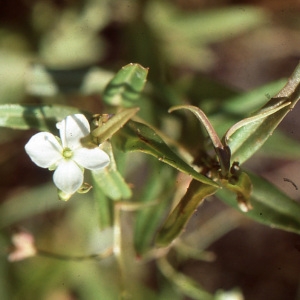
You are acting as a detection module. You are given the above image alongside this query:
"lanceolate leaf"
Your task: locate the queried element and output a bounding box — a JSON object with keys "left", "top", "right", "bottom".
{"left": 103, "top": 63, "right": 148, "bottom": 107}
{"left": 218, "top": 173, "right": 300, "bottom": 234}
{"left": 115, "top": 120, "right": 219, "bottom": 187}
{"left": 224, "top": 62, "right": 300, "bottom": 164}
{"left": 91, "top": 107, "right": 139, "bottom": 143}
{"left": 156, "top": 180, "right": 218, "bottom": 247}
{"left": 92, "top": 141, "right": 132, "bottom": 201}
{"left": 0, "top": 104, "right": 82, "bottom": 131}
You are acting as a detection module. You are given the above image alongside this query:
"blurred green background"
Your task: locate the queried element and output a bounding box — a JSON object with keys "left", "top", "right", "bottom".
{"left": 1, "top": 0, "right": 300, "bottom": 299}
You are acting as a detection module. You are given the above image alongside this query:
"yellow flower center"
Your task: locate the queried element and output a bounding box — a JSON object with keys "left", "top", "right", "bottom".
{"left": 63, "top": 148, "right": 73, "bottom": 159}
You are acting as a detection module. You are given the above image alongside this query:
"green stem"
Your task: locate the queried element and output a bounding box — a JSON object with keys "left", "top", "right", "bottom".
{"left": 37, "top": 247, "right": 113, "bottom": 261}
{"left": 157, "top": 256, "right": 214, "bottom": 300}
{"left": 113, "top": 202, "right": 129, "bottom": 299}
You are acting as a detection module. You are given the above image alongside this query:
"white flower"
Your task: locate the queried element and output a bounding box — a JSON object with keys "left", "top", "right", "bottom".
{"left": 25, "top": 114, "right": 110, "bottom": 195}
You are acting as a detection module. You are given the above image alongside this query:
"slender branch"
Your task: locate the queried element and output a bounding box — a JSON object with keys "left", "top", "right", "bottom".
{"left": 37, "top": 247, "right": 113, "bottom": 261}
{"left": 157, "top": 256, "right": 214, "bottom": 300}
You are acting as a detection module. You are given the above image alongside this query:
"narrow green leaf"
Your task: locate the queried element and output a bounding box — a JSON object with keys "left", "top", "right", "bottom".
{"left": 224, "top": 62, "right": 300, "bottom": 164}
{"left": 91, "top": 141, "right": 132, "bottom": 201}
{"left": 103, "top": 63, "right": 148, "bottom": 107}
{"left": 156, "top": 180, "right": 218, "bottom": 247}
{"left": 92, "top": 169, "right": 132, "bottom": 201}
{"left": 225, "top": 98, "right": 291, "bottom": 148}
{"left": 0, "top": 104, "right": 82, "bottom": 131}
{"left": 218, "top": 173, "right": 300, "bottom": 234}
{"left": 115, "top": 120, "right": 219, "bottom": 187}
{"left": 91, "top": 107, "right": 139, "bottom": 143}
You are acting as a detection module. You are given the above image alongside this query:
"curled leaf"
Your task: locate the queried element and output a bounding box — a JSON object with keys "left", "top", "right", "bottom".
{"left": 169, "top": 105, "right": 230, "bottom": 176}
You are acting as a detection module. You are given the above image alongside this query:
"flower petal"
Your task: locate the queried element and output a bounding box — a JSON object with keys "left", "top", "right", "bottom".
{"left": 8, "top": 231, "right": 36, "bottom": 262}
{"left": 25, "top": 132, "right": 62, "bottom": 168}
{"left": 53, "top": 160, "right": 84, "bottom": 194}
{"left": 56, "top": 114, "right": 90, "bottom": 149}
{"left": 73, "top": 147, "right": 110, "bottom": 170}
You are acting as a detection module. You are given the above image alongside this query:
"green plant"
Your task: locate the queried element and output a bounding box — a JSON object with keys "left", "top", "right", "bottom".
{"left": 1, "top": 61, "right": 300, "bottom": 299}
{"left": 1, "top": 1, "right": 300, "bottom": 299}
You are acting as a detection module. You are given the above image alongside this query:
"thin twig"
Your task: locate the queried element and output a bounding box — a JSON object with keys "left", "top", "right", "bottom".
{"left": 37, "top": 247, "right": 113, "bottom": 261}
